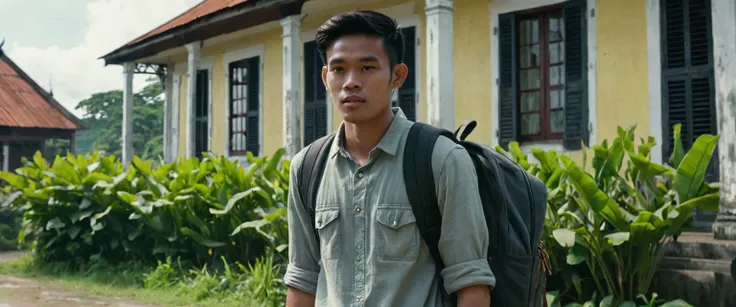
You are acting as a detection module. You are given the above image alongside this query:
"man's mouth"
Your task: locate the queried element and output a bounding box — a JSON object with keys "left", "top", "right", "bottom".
{"left": 342, "top": 95, "right": 366, "bottom": 103}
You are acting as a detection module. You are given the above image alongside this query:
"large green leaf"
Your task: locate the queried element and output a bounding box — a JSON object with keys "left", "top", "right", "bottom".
{"left": 180, "top": 227, "right": 226, "bottom": 248}
{"left": 560, "top": 156, "right": 629, "bottom": 230}
{"left": 675, "top": 134, "right": 719, "bottom": 203}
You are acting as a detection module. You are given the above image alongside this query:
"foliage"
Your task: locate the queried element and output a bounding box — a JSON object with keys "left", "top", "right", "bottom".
{"left": 0, "top": 254, "right": 267, "bottom": 306}
{"left": 495, "top": 124, "right": 718, "bottom": 306}
{"left": 0, "top": 148, "right": 289, "bottom": 269}
{"left": 140, "top": 253, "right": 286, "bottom": 306}
{"left": 74, "top": 77, "right": 164, "bottom": 160}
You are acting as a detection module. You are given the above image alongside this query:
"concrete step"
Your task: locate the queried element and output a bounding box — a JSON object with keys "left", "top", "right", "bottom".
{"left": 652, "top": 269, "right": 736, "bottom": 307}
{"left": 663, "top": 232, "right": 736, "bottom": 260}
{"left": 659, "top": 256, "right": 731, "bottom": 272}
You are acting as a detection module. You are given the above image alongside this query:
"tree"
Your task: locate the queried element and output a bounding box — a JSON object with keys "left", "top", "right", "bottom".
{"left": 74, "top": 77, "right": 164, "bottom": 160}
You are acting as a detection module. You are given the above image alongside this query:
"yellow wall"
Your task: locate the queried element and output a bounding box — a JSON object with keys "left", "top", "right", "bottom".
{"left": 171, "top": 0, "right": 652, "bottom": 166}
{"left": 595, "top": 0, "right": 649, "bottom": 144}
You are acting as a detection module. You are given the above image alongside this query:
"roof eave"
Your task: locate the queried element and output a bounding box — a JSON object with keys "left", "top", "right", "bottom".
{"left": 100, "top": 0, "right": 305, "bottom": 66}
{"left": 0, "top": 53, "right": 87, "bottom": 131}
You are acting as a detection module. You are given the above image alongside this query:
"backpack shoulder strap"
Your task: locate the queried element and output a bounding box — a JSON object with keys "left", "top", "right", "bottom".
{"left": 402, "top": 122, "right": 455, "bottom": 274}
{"left": 297, "top": 133, "right": 336, "bottom": 239}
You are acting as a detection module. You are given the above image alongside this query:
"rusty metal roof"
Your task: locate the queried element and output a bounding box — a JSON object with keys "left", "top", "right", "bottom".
{"left": 0, "top": 50, "right": 85, "bottom": 130}
{"left": 128, "top": 0, "right": 248, "bottom": 46}
{"left": 100, "top": 0, "right": 304, "bottom": 65}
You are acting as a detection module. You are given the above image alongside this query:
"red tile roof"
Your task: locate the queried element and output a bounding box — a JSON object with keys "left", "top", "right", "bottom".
{"left": 0, "top": 50, "right": 84, "bottom": 130}
{"left": 128, "top": 0, "right": 249, "bottom": 46}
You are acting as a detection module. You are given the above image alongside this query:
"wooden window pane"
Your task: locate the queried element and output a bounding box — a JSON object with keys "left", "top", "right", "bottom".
{"left": 520, "top": 45, "right": 539, "bottom": 68}
{"left": 550, "top": 89, "right": 565, "bottom": 109}
{"left": 520, "top": 92, "right": 540, "bottom": 112}
{"left": 550, "top": 65, "right": 564, "bottom": 85}
{"left": 521, "top": 113, "right": 541, "bottom": 135}
{"left": 550, "top": 110, "right": 565, "bottom": 133}
{"left": 549, "top": 42, "right": 564, "bottom": 64}
{"left": 520, "top": 69, "right": 540, "bottom": 90}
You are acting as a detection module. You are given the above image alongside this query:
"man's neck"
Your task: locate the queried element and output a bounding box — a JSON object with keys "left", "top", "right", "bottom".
{"left": 343, "top": 108, "right": 395, "bottom": 163}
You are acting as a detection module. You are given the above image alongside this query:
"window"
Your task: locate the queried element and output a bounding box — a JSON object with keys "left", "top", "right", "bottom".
{"left": 228, "top": 56, "right": 260, "bottom": 156}
{"left": 517, "top": 9, "right": 565, "bottom": 141}
{"left": 194, "top": 69, "right": 209, "bottom": 159}
{"left": 498, "top": 0, "right": 588, "bottom": 150}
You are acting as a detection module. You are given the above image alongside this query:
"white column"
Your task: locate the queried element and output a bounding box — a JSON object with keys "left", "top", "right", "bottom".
{"left": 185, "top": 42, "right": 201, "bottom": 159}
{"left": 281, "top": 15, "right": 302, "bottom": 158}
{"left": 122, "top": 62, "right": 135, "bottom": 164}
{"left": 425, "top": 0, "right": 455, "bottom": 130}
{"left": 711, "top": 0, "right": 736, "bottom": 240}
{"left": 163, "top": 64, "right": 174, "bottom": 162}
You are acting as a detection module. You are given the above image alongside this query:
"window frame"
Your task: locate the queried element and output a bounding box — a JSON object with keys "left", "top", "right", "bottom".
{"left": 516, "top": 4, "right": 566, "bottom": 143}
{"left": 227, "top": 59, "right": 251, "bottom": 156}
{"left": 223, "top": 45, "right": 264, "bottom": 159}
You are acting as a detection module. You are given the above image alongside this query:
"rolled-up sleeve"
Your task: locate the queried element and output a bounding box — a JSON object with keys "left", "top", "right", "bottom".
{"left": 283, "top": 149, "right": 321, "bottom": 295}
{"left": 433, "top": 144, "right": 496, "bottom": 294}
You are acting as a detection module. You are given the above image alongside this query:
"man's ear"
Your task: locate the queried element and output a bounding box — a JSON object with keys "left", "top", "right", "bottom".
{"left": 321, "top": 65, "right": 328, "bottom": 90}
{"left": 391, "top": 63, "right": 409, "bottom": 90}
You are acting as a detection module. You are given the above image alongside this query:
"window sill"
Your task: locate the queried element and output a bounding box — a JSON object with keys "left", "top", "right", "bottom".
{"left": 518, "top": 140, "right": 565, "bottom": 164}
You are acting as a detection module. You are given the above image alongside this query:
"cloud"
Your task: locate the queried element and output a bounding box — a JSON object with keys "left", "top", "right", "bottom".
{"left": 5, "top": 0, "right": 200, "bottom": 117}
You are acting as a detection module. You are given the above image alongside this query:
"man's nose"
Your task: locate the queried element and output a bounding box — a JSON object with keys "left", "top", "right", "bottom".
{"left": 343, "top": 71, "right": 362, "bottom": 90}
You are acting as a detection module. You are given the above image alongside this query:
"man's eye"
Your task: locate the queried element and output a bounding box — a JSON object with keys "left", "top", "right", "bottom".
{"left": 362, "top": 66, "right": 375, "bottom": 71}
{"left": 331, "top": 67, "right": 344, "bottom": 72}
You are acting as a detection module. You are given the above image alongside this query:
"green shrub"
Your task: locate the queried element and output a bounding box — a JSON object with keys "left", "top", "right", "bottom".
{"left": 496, "top": 124, "right": 717, "bottom": 306}
{"left": 0, "top": 149, "right": 290, "bottom": 268}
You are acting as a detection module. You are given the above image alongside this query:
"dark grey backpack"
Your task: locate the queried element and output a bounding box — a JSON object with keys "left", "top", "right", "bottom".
{"left": 297, "top": 120, "right": 551, "bottom": 307}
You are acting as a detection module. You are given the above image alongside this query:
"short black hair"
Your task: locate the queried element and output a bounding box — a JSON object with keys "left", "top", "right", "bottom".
{"left": 315, "top": 10, "right": 405, "bottom": 69}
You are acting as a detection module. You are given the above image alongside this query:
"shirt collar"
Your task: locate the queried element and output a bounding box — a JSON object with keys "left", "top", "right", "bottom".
{"left": 329, "top": 107, "right": 412, "bottom": 159}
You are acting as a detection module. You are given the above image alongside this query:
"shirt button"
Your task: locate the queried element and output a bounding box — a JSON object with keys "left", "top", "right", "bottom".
{"left": 357, "top": 172, "right": 364, "bottom": 178}
{"left": 355, "top": 298, "right": 361, "bottom": 302}
{"left": 355, "top": 207, "right": 361, "bottom": 213}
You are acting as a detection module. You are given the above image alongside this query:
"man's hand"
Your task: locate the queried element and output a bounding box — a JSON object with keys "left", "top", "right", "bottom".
{"left": 286, "top": 286, "right": 316, "bottom": 307}
{"left": 456, "top": 285, "right": 491, "bottom": 307}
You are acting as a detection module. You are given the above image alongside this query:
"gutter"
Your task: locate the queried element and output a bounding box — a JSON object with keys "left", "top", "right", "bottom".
{"left": 100, "top": 0, "right": 305, "bottom": 66}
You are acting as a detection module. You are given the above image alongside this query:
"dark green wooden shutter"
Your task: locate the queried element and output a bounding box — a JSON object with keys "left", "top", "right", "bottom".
{"left": 399, "top": 26, "right": 416, "bottom": 121}
{"left": 562, "top": 0, "right": 589, "bottom": 150}
{"left": 303, "top": 41, "right": 327, "bottom": 146}
{"left": 497, "top": 12, "right": 518, "bottom": 150}
{"left": 194, "top": 69, "right": 209, "bottom": 158}
{"left": 246, "top": 56, "right": 260, "bottom": 155}
{"left": 661, "top": 0, "right": 717, "bottom": 230}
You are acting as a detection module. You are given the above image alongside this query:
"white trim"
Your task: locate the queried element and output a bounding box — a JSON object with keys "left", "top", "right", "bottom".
{"left": 171, "top": 73, "right": 182, "bottom": 159}
{"left": 163, "top": 63, "right": 174, "bottom": 162}
{"left": 222, "top": 44, "right": 266, "bottom": 159}
{"left": 489, "top": 0, "right": 597, "bottom": 154}
{"left": 646, "top": 0, "right": 663, "bottom": 164}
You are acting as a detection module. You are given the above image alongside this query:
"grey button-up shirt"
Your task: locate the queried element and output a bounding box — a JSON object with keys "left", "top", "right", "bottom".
{"left": 284, "top": 108, "right": 495, "bottom": 306}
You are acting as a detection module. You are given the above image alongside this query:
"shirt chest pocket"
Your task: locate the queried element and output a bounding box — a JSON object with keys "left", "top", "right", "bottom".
{"left": 375, "top": 205, "right": 419, "bottom": 262}
{"left": 315, "top": 207, "right": 341, "bottom": 260}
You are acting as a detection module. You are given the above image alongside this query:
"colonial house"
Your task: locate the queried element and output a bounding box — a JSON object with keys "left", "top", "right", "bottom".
{"left": 99, "top": 0, "right": 735, "bottom": 237}
{"left": 0, "top": 43, "right": 86, "bottom": 171}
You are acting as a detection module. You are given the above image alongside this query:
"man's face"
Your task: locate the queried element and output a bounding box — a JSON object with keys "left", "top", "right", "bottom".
{"left": 322, "top": 34, "right": 407, "bottom": 124}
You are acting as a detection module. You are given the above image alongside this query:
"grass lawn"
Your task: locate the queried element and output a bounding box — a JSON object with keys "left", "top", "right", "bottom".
{"left": 0, "top": 253, "right": 256, "bottom": 307}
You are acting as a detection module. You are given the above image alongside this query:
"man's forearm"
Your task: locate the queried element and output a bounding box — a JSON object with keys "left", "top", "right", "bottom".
{"left": 286, "top": 286, "right": 316, "bottom": 307}
{"left": 456, "top": 285, "right": 491, "bottom": 307}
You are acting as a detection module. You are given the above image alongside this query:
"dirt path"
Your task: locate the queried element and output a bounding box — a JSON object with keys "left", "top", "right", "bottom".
{"left": 0, "top": 251, "right": 153, "bottom": 307}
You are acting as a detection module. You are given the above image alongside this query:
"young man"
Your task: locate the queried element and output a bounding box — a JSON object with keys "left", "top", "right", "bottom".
{"left": 284, "top": 10, "right": 495, "bottom": 307}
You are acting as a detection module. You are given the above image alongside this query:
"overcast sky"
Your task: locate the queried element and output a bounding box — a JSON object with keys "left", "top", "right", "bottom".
{"left": 0, "top": 0, "right": 200, "bottom": 116}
